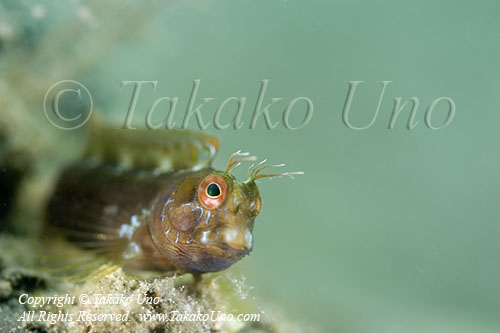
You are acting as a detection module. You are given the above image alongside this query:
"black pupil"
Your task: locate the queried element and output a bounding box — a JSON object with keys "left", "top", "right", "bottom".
{"left": 207, "top": 183, "right": 221, "bottom": 197}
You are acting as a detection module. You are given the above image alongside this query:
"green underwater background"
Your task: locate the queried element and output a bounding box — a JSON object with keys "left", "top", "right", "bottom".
{"left": 1, "top": 1, "right": 499, "bottom": 332}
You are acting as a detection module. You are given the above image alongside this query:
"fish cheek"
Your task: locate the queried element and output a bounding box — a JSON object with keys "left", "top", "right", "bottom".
{"left": 165, "top": 205, "right": 231, "bottom": 273}
{"left": 149, "top": 199, "right": 204, "bottom": 268}
{"left": 169, "top": 204, "right": 201, "bottom": 233}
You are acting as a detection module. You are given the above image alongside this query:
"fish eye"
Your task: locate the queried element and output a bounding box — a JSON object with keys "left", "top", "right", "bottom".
{"left": 198, "top": 175, "right": 227, "bottom": 209}
{"left": 206, "top": 183, "right": 221, "bottom": 198}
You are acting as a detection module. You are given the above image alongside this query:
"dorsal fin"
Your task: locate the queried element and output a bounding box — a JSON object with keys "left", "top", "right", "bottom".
{"left": 85, "top": 122, "right": 219, "bottom": 173}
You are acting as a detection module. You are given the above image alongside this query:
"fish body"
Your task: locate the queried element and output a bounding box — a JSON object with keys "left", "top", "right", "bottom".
{"left": 45, "top": 127, "right": 278, "bottom": 275}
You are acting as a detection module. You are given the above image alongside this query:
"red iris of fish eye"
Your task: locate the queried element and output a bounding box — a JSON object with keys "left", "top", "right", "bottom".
{"left": 198, "top": 175, "right": 227, "bottom": 209}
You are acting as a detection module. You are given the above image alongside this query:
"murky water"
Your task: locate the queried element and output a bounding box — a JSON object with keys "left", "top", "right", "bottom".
{"left": 1, "top": 1, "right": 499, "bottom": 332}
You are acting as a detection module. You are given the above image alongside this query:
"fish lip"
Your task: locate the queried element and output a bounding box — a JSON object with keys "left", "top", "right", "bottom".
{"left": 219, "top": 242, "right": 250, "bottom": 251}
{"left": 226, "top": 242, "right": 251, "bottom": 253}
{"left": 239, "top": 247, "right": 251, "bottom": 256}
{"left": 195, "top": 227, "right": 253, "bottom": 255}
{"left": 215, "top": 242, "right": 251, "bottom": 256}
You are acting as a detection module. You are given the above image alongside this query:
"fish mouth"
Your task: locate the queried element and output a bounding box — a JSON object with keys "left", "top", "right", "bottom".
{"left": 221, "top": 228, "right": 253, "bottom": 253}
{"left": 195, "top": 228, "right": 253, "bottom": 254}
{"left": 231, "top": 245, "right": 251, "bottom": 256}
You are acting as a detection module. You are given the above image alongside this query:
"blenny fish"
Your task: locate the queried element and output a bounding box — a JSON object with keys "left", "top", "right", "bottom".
{"left": 44, "top": 125, "right": 301, "bottom": 276}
